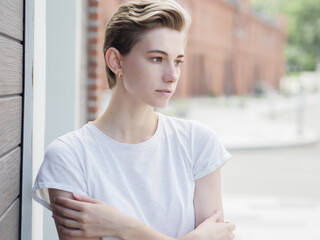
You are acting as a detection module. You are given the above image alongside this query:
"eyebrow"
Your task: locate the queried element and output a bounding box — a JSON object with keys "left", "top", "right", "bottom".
{"left": 147, "top": 50, "right": 184, "bottom": 58}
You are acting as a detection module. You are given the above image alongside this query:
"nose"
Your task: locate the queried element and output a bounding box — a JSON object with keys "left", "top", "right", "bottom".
{"left": 163, "top": 62, "right": 179, "bottom": 83}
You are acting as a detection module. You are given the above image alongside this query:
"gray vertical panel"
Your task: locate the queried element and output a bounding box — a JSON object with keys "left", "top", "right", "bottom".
{"left": 45, "top": 0, "right": 79, "bottom": 144}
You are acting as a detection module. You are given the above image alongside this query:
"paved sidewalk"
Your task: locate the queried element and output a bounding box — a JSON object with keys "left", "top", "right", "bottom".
{"left": 164, "top": 93, "right": 320, "bottom": 150}
{"left": 223, "top": 194, "right": 320, "bottom": 240}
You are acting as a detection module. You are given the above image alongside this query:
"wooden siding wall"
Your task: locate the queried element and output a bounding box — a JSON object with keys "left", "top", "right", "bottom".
{"left": 0, "top": 0, "right": 24, "bottom": 239}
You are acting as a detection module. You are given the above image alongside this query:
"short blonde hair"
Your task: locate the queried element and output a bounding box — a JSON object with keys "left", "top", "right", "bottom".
{"left": 103, "top": 0, "right": 192, "bottom": 89}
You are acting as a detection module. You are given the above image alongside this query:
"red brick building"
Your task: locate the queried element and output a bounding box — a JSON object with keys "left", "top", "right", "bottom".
{"left": 87, "top": 0, "right": 287, "bottom": 120}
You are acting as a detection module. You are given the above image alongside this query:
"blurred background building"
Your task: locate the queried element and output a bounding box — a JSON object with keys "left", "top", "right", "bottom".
{"left": 86, "top": 0, "right": 287, "bottom": 120}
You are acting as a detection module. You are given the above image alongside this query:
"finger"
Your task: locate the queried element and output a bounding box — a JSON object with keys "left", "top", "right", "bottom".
{"left": 72, "top": 193, "right": 97, "bottom": 203}
{"left": 58, "top": 225, "right": 85, "bottom": 238}
{"left": 209, "top": 211, "right": 222, "bottom": 222}
{"left": 226, "top": 222, "right": 236, "bottom": 231}
{"left": 54, "top": 196, "right": 86, "bottom": 211}
{"left": 229, "top": 232, "right": 235, "bottom": 239}
{"left": 53, "top": 214, "right": 82, "bottom": 229}
{"left": 51, "top": 203, "right": 81, "bottom": 220}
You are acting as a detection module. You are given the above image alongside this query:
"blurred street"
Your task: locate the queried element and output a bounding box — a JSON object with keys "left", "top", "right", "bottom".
{"left": 223, "top": 104, "right": 320, "bottom": 240}
{"left": 163, "top": 92, "right": 320, "bottom": 240}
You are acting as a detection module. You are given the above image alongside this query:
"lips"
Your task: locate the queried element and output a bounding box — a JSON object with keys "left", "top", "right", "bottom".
{"left": 156, "top": 89, "right": 172, "bottom": 93}
{"left": 155, "top": 89, "right": 173, "bottom": 97}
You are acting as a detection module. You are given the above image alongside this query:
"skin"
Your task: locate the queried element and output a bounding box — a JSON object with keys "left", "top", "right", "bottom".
{"left": 49, "top": 27, "right": 235, "bottom": 239}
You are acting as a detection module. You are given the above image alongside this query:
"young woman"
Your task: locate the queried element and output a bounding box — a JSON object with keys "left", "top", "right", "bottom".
{"left": 32, "top": 0, "right": 235, "bottom": 239}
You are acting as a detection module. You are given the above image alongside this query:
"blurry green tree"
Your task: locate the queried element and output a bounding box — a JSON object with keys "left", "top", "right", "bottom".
{"left": 252, "top": 0, "right": 320, "bottom": 73}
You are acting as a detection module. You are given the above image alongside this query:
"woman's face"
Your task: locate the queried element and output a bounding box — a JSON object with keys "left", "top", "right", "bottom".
{"left": 120, "top": 27, "right": 185, "bottom": 108}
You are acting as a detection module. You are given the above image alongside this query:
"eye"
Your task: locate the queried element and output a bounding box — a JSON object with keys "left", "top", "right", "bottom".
{"left": 174, "top": 60, "right": 184, "bottom": 67}
{"left": 151, "top": 57, "right": 162, "bottom": 63}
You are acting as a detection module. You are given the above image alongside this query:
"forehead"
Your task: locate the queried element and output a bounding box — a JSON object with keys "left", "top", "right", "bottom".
{"left": 133, "top": 28, "right": 185, "bottom": 56}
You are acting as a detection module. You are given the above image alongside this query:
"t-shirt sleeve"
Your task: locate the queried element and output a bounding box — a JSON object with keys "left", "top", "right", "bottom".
{"left": 32, "top": 138, "right": 88, "bottom": 210}
{"left": 192, "top": 122, "right": 231, "bottom": 180}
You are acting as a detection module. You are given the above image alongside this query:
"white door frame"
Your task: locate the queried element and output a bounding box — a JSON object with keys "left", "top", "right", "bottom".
{"left": 21, "top": 0, "right": 34, "bottom": 239}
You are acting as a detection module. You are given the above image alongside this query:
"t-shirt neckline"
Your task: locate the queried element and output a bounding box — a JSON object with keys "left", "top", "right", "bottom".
{"left": 87, "top": 112, "right": 163, "bottom": 150}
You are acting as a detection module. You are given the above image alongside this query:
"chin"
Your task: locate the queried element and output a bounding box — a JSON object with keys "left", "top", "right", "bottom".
{"left": 151, "top": 100, "right": 170, "bottom": 109}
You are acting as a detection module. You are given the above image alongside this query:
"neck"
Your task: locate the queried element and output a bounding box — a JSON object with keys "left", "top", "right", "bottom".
{"left": 93, "top": 88, "right": 159, "bottom": 144}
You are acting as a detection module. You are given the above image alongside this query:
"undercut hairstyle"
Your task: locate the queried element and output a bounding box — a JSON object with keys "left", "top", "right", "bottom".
{"left": 103, "top": 0, "right": 192, "bottom": 89}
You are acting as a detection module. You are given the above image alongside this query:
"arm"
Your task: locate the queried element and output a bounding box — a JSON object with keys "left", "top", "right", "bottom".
{"left": 193, "top": 168, "right": 235, "bottom": 239}
{"left": 49, "top": 189, "right": 100, "bottom": 240}
{"left": 50, "top": 187, "right": 234, "bottom": 240}
{"left": 194, "top": 168, "right": 224, "bottom": 226}
{"left": 50, "top": 189, "right": 177, "bottom": 240}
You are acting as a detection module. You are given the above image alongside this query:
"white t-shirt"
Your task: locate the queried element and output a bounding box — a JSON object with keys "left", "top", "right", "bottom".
{"left": 32, "top": 113, "right": 231, "bottom": 239}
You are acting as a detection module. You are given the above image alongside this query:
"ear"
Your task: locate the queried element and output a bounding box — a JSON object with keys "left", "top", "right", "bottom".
{"left": 105, "top": 47, "right": 122, "bottom": 75}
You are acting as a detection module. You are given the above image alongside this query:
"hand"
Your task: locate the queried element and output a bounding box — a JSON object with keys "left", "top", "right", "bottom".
{"left": 51, "top": 193, "right": 127, "bottom": 239}
{"left": 195, "top": 211, "right": 235, "bottom": 240}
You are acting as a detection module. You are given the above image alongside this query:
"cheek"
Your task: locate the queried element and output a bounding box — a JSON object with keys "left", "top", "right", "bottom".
{"left": 123, "top": 58, "right": 144, "bottom": 79}
{"left": 124, "top": 61, "right": 157, "bottom": 89}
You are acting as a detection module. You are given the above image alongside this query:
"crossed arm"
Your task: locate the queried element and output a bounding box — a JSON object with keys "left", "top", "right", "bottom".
{"left": 49, "top": 168, "right": 235, "bottom": 240}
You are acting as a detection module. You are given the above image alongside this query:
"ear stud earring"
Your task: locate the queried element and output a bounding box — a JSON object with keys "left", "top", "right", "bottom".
{"left": 117, "top": 72, "right": 122, "bottom": 79}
